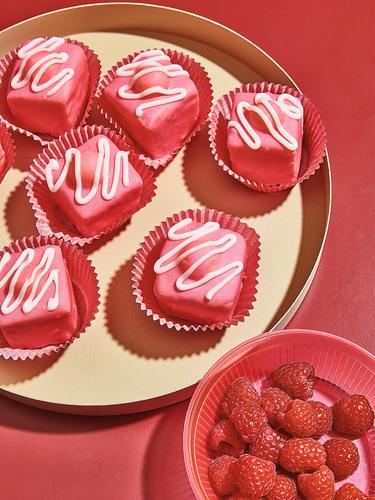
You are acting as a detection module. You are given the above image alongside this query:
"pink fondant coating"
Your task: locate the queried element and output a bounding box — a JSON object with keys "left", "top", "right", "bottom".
{"left": 227, "top": 92, "right": 303, "bottom": 185}
{"left": 153, "top": 221, "right": 247, "bottom": 324}
{"left": 47, "top": 134, "right": 143, "bottom": 238}
{"left": 0, "top": 141, "right": 5, "bottom": 170}
{"left": 0, "top": 245, "right": 78, "bottom": 349}
{"left": 6, "top": 39, "right": 89, "bottom": 136}
{"left": 103, "top": 52, "right": 200, "bottom": 159}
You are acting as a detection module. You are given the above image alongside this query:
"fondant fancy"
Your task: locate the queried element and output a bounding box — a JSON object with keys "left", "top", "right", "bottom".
{"left": 45, "top": 136, "right": 130, "bottom": 205}
{"left": 102, "top": 49, "right": 200, "bottom": 159}
{"left": 0, "top": 140, "right": 5, "bottom": 170}
{"left": 154, "top": 219, "right": 244, "bottom": 301}
{"left": 0, "top": 245, "right": 78, "bottom": 349}
{"left": 44, "top": 134, "right": 143, "bottom": 237}
{"left": 10, "top": 37, "right": 75, "bottom": 97}
{"left": 153, "top": 218, "right": 247, "bottom": 324}
{"left": 115, "top": 49, "right": 189, "bottom": 117}
{"left": 227, "top": 91, "right": 304, "bottom": 185}
{"left": 6, "top": 36, "right": 90, "bottom": 136}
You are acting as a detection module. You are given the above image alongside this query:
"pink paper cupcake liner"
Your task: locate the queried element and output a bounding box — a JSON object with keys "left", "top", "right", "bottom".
{"left": 132, "top": 208, "right": 260, "bottom": 332}
{"left": 0, "top": 123, "right": 16, "bottom": 183}
{"left": 25, "top": 125, "right": 157, "bottom": 247}
{"left": 0, "top": 234, "right": 100, "bottom": 360}
{"left": 183, "top": 330, "right": 375, "bottom": 499}
{"left": 96, "top": 47, "right": 213, "bottom": 170}
{"left": 209, "top": 82, "right": 327, "bottom": 192}
{"left": 0, "top": 37, "right": 101, "bottom": 145}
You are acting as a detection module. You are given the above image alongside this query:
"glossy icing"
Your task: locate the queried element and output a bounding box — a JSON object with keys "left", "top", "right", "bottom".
{"left": 0, "top": 247, "right": 58, "bottom": 315}
{"left": 228, "top": 93, "right": 303, "bottom": 151}
{"left": 116, "top": 49, "right": 188, "bottom": 116}
{"left": 226, "top": 91, "right": 304, "bottom": 185}
{"left": 45, "top": 136, "right": 130, "bottom": 205}
{"left": 154, "top": 218, "right": 244, "bottom": 301}
{"left": 11, "top": 37, "right": 74, "bottom": 97}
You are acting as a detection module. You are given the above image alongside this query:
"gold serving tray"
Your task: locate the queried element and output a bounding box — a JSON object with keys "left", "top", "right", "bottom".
{"left": 0, "top": 3, "right": 331, "bottom": 415}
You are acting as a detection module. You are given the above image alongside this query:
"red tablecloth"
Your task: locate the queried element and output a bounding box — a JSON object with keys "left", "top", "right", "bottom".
{"left": 1, "top": 1, "right": 375, "bottom": 498}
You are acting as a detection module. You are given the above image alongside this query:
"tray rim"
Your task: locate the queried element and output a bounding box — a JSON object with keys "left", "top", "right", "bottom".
{"left": 0, "top": 2, "right": 332, "bottom": 415}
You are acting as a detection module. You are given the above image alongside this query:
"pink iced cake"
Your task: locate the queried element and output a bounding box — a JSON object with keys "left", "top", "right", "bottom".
{"left": 0, "top": 245, "right": 78, "bottom": 349}
{"left": 227, "top": 92, "right": 304, "bottom": 185}
{"left": 103, "top": 49, "right": 200, "bottom": 159}
{"left": 153, "top": 218, "right": 247, "bottom": 324}
{"left": 0, "top": 140, "right": 5, "bottom": 170}
{"left": 44, "top": 134, "right": 143, "bottom": 238}
{"left": 7, "top": 36, "right": 89, "bottom": 136}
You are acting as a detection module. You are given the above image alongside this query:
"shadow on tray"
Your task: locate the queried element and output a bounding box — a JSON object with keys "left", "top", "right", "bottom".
{"left": 105, "top": 257, "right": 224, "bottom": 360}
{"left": 182, "top": 124, "right": 290, "bottom": 218}
{"left": 4, "top": 178, "right": 38, "bottom": 240}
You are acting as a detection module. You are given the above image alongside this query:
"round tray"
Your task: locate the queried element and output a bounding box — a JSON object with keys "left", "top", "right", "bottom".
{"left": 0, "top": 3, "right": 331, "bottom": 415}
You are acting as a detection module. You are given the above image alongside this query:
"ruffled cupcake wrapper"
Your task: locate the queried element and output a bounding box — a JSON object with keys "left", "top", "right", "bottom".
{"left": 131, "top": 208, "right": 260, "bottom": 332}
{"left": 208, "top": 82, "right": 327, "bottom": 192}
{"left": 0, "top": 124, "right": 16, "bottom": 183}
{"left": 0, "top": 37, "right": 101, "bottom": 145}
{"left": 0, "top": 234, "right": 99, "bottom": 360}
{"left": 96, "top": 47, "right": 213, "bottom": 170}
{"left": 25, "top": 125, "right": 157, "bottom": 247}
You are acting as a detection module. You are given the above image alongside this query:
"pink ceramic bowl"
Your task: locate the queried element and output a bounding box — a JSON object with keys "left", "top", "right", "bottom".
{"left": 183, "top": 329, "right": 375, "bottom": 499}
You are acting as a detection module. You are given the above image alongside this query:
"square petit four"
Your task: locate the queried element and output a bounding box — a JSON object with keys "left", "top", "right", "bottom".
{"left": 45, "top": 134, "right": 143, "bottom": 237}
{"left": 227, "top": 92, "right": 304, "bottom": 185}
{"left": 7, "top": 36, "right": 89, "bottom": 136}
{"left": 0, "top": 141, "right": 5, "bottom": 170}
{"left": 153, "top": 218, "right": 247, "bottom": 324}
{"left": 103, "top": 49, "right": 199, "bottom": 158}
{"left": 0, "top": 245, "right": 78, "bottom": 348}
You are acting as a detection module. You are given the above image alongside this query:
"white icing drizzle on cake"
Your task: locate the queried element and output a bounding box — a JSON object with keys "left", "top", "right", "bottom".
{"left": 154, "top": 218, "right": 244, "bottom": 301}
{"left": 115, "top": 49, "right": 189, "bottom": 116}
{"left": 45, "top": 137, "right": 130, "bottom": 205}
{"left": 0, "top": 247, "right": 59, "bottom": 315}
{"left": 228, "top": 93, "right": 303, "bottom": 151}
{"left": 11, "top": 37, "right": 75, "bottom": 97}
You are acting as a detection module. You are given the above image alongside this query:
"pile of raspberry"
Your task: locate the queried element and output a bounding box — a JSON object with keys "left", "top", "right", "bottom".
{"left": 208, "top": 361, "right": 374, "bottom": 499}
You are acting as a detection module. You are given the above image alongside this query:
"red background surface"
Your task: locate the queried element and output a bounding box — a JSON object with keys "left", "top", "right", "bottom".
{"left": 1, "top": 1, "right": 375, "bottom": 498}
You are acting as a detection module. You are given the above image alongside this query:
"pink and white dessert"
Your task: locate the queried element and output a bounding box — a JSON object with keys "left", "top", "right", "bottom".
{"left": 0, "top": 245, "right": 78, "bottom": 349}
{"left": 0, "top": 140, "right": 5, "bottom": 170}
{"left": 227, "top": 92, "right": 304, "bottom": 185}
{"left": 153, "top": 218, "right": 247, "bottom": 324}
{"left": 102, "top": 49, "right": 200, "bottom": 159}
{"left": 7, "top": 37, "right": 90, "bottom": 136}
{"left": 44, "top": 134, "right": 143, "bottom": 238}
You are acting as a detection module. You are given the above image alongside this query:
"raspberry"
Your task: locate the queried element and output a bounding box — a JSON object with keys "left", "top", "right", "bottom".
{"left": 335, "top": 483, "right": 373, "bottom": 499}
{"left": 229, "top": 404, "right": 268, "bottom": 444}
{"left": 278, "top": 438, "right": 326, "bottom": 474}
{"left": 251, "top": 425, "right": 286, "bottom": 464}
{"left": 277, "top": 400, "right": 332, "bottom": 438}
{"left": 309, "top": 401, "right": 333, "bottom": 437}
{"left": 209, "top": 419, "right": 245, "bottom": 456}
{"left": 220, "top": 377, "right": 261, "bottom": 418}
{"left": 230, "top": 493, "right": 253, "bottom": 500}
{"left": 297, "top": 465, "right": 335, "bottom": 500}
{"left": 271, "top": 362, "right": 315, "bottom": 400}
{"left": 276, "top": 399, "right": 316, "bottom": 437}
{"left": 264, "top": 474, "right": 297, "bottom": 500}
{"left": 332, "top": 394, "right": 374, "bottom": 437}
{"left": 208, "top": 455, "right": 238, "bottom": 496}
{"left": 324, "top": 438, "right": 359, "bottom": 480}
{"left": 237, "top": 454, "right": 276, "bottom": 497}
{"left": 261, "top": 387, "right": 292, "bottom": 426}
